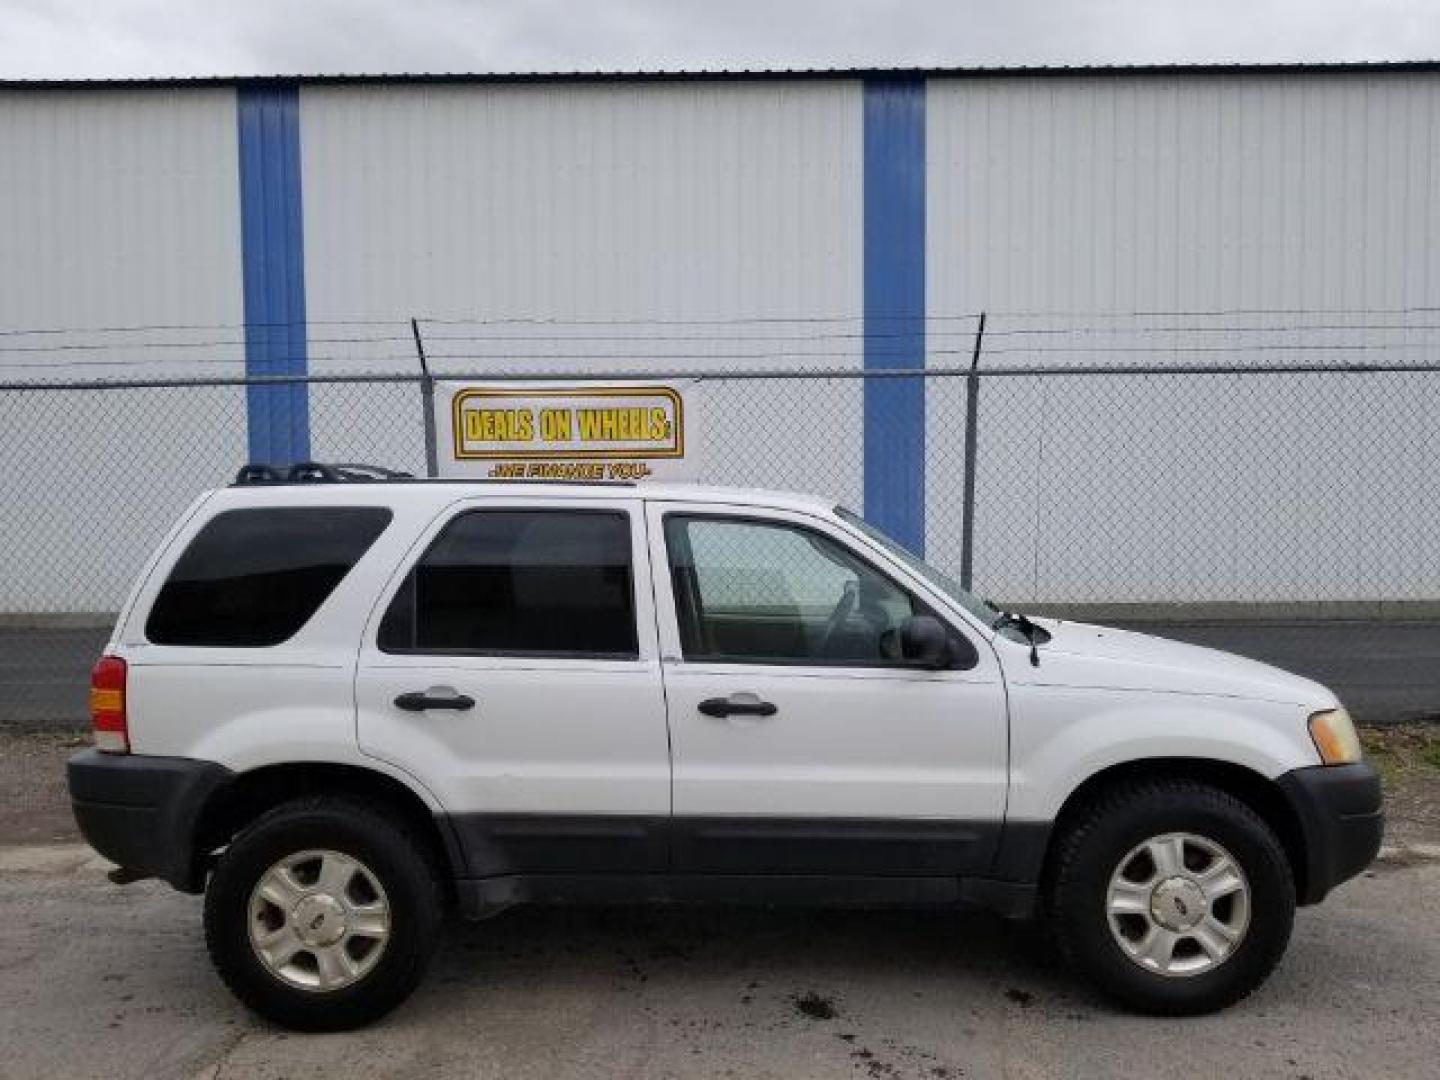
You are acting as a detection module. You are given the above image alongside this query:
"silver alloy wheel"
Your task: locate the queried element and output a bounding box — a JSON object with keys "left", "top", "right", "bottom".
{"left": 1105, "top": 832, "right": 1250, "bottom": 977}
{"left": 247, "top": 849, "right": 391, "bottom": 992}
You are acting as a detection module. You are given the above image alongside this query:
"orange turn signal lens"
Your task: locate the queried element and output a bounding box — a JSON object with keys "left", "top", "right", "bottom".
{"left": 1308, "top": 708, "right": 1361, "bottom": 766}
{"left": 88, "top": 688, "right": 123, "bottom": 714}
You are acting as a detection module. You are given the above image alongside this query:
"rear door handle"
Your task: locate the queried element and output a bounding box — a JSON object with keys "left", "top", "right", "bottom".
{"left": 394, "top": 689, "right": 475, "bottom": 712}
{"left": 698, "top": 695, "right": 777, "bottom": 718}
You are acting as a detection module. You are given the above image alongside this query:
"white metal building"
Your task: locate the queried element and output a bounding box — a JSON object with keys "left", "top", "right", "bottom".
{"left": 3, "top": 65, "right": 1440, "bottom": 611}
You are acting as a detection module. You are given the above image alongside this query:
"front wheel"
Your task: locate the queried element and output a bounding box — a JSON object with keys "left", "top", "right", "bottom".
{"left": 204, "top": 797, "right": 443, "bottom": 1031}
{"left": 1048, "top": 779, "right": 1295, "bottom": 1015}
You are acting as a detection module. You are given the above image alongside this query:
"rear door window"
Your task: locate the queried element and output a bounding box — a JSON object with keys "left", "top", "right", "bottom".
{"left": 146, "top": 507, "right": 392, "bottom": 647}
{"left": 378, "top": 509, "right": 637, "bottom": 658}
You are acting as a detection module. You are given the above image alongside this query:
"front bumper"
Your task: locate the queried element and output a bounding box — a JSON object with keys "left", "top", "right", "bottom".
{"left": 67, "top": 750, "right": 233, "bottom": 893}
{"left": 1277, "top": 762, "right": 1384, "bottom": 905}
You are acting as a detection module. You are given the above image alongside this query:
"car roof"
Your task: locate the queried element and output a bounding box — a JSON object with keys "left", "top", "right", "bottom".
{"left": 205, "top": 479, "right": 838, "bottom": 516}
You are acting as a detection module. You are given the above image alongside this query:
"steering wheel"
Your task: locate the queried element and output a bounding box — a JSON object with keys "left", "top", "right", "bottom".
{"left": 818, "top": 579, "right": 859, "bottom": 656}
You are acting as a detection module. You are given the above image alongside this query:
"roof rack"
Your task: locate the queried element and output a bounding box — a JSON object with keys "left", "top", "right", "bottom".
{"left": 231, "top": 462, "right": 639, "bottom": 487}
{"left": 233, "top": 462, "right": 414, "bottom": 486}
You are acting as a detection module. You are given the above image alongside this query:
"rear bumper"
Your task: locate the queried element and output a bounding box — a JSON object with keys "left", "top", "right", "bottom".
{"left": 67, "top": 750, "right": 232, "bottom": 893}
{"left": 1277, "top": 762, "right": 1384, "bottom": 905}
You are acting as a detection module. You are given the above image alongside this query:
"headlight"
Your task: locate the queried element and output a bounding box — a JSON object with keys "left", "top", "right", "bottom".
{"left": 1308, "top": 707, "right": 1362, "bottom": 765}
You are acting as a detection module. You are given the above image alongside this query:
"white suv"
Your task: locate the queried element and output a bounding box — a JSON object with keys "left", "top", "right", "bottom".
{"left": 67, "top": 464, "right": 1382, "bottom": 1030}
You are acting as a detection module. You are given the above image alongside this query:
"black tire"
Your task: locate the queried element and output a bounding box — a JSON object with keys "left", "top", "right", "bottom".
{"left": 1048, "top": 778, "right": 1295, "bottom": 1016}
{"left": 204, "top": 796, "right": 444, "bottom": 1031}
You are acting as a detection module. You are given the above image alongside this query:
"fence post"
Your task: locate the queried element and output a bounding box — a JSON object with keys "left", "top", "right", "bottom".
{"left": 411, "top": 317, "right": 439, "bottom": 479}
{"left": 958, "top": 311, "right": 986, "bottom": 591}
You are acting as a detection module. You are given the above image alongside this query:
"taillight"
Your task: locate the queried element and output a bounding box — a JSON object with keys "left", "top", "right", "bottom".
{"left": 89, "top": 655, "right": 128, "bottom": 753}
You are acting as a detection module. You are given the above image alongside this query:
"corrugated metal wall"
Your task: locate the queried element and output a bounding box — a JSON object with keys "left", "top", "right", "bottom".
{"left": 299, "top": 80, "right": 866, "bottom": 504}
{"left": 0, "top": 88, "right": 244, "bottom": 343}
{"left": 301, "top": 81, "right": 861, "bottom": 329}
{"left": 925, "top": 73, "right": 1440, "bottom": 601}
{"left": 927, "top": 73, "right": 1440, "bottom": 313}
{"left": 4, "top": 72, "right": 1440, "bottom": 608}
{"left": 0, "top": 88, "right": 247, "bottom": 610}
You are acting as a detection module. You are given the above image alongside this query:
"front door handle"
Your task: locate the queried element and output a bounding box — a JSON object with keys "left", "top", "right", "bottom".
{"left": 698, "top": 694, "right": 777, "bottom": 719}
{"left": 394, "top": 689, "right": 475, "bottom": 712}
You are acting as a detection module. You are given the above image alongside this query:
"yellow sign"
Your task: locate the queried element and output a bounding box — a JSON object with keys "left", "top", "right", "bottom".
{"left": 438, "top": 383, "right": 693, "bottom": 481}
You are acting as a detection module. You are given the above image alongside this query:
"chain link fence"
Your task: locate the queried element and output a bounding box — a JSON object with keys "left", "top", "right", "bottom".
{"left": 4, "top": 315, "right": 1440, "bottom": 728}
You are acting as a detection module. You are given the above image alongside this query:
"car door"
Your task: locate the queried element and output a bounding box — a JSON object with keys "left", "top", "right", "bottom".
{"left": 645, "top": 501, "right": 1009, "bottom": 879}
{"left": 355, "top": 496, "right": 671, "bottom": 880}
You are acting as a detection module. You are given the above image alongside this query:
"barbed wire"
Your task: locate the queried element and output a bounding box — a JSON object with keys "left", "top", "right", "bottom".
{"left": 421, "top": 322, "right": 1440, "bottom": 343}
{"left": 976, "top": 341, "right": 1440, "bottom": 356}
{"left": 2, "top": 333, "right": 1440, "bottom": 360}
{"left": 7, "top": 319, "right": 1440, "bottom": 356}
{"left": 0, "top": 335, "right": 412, "bottom": 354}
{"left": 0, "top": 317, "right": 407, "bottom": 337}
{"left": 8, "top": 340, "right": 1440, "bottom": 375}
{"left": 0, "top": 353, "right": 417, "bottom": 371}
{"left": 8, "top": 303, "right": 1440, "bottom": 339}
{"left": 6, "top": 360, "right": 1440, "bottom": 395}
{"left": 2, "top": 307, "right": 1440, "bottom": 377}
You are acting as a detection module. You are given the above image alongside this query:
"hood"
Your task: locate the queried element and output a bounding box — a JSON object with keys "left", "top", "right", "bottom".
{"left": 1009, "top": 618, "right": 1338, "bottom": 708}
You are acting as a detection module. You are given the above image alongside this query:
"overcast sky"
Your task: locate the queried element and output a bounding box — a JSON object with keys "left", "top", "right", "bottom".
{"left": 3, "top": 0, "right": 1438, "bottom": 79}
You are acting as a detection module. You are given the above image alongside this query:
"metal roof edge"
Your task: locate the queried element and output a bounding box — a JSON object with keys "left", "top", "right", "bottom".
{"left": 6, "top": 60, "right": 1440, "bottom": 91}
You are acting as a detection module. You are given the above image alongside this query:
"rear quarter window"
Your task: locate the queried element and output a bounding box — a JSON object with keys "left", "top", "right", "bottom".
{"left": 145, "top": 507, "right": 392, "bottom": 647}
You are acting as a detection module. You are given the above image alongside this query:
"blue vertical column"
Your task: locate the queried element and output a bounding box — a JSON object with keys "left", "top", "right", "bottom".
{"left": 862, "top": 77, "right": 927, "bottom": 554}
{"left": 237, "top": 84, "right": 310, "bottom": 463}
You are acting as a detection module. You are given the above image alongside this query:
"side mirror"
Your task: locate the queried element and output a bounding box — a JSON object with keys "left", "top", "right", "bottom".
{"left": 899, "top": 614, "right": 953, "bottom": 669}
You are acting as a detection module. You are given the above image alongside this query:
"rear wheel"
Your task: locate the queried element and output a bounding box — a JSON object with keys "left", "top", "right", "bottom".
{"left": 1048, "top": 779, "right": 1295, "bottom": 1015}
{"left": 204, "top": 797, "right": 443, "bottom": 1031}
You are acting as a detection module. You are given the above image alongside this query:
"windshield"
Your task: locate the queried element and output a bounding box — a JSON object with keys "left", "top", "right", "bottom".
{"left": 833, "top": 507, "right": 998, "bottom": 625}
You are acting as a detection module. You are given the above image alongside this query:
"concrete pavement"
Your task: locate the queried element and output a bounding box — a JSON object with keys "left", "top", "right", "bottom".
{"left": 0, "top": 850, "right": 1436, "bottom": 1080}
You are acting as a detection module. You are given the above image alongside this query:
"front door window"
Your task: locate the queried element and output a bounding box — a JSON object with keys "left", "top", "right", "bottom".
{"left": 664, "top": 515, "right": 917, "bottom": 666}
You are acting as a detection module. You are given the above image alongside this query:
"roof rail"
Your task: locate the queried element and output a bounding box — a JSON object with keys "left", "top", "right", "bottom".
{"left": 231, "top": 463, "right": 640, "bottom": 488}
{"left": 233, "top": 462, "right": 414, "bottom": 486}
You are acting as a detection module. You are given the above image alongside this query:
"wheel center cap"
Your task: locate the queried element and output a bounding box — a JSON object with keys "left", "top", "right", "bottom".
{"left": 1150, "top": 876, "right": 1207, "bottom": 931}
{"left": 292, "top": 894, "right": 347, "bottom": 947}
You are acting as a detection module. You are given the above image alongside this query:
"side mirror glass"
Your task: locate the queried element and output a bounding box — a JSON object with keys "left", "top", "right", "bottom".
{"left": 899, "top": 614, "right": 952, "bottom": 669}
